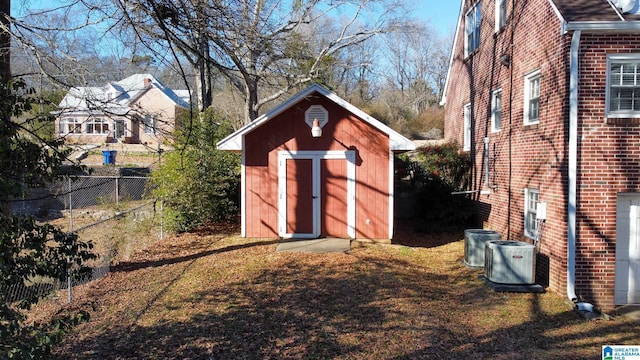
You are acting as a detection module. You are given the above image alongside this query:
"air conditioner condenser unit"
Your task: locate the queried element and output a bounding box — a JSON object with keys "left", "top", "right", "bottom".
{"left": 484, "top": 240, "right": 536, "bottom": 285}
{"left": 464, "top": 229, "right": 502, "bottom": 267}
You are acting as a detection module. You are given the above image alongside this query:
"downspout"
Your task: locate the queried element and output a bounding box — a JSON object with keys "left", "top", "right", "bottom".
{"left": 567, "top": 29, "right": 581, "bottom": 302}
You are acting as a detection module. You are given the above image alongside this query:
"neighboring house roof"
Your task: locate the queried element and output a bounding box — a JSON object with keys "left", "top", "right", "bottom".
{"left": 173, "top": 90, "right": 192, "bottom": 105}
{"left": 217, "top": 83, "right": 416, "bottom": 152}
{"left": 56, "top": 73, "right": 190, "bottom": 115}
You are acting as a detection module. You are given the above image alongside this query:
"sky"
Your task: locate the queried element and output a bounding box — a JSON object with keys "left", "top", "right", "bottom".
{"left": 13, "top": 0, "right": 462, "bottom": 36}
{"left": 414, "top": 1, "right": 461, "bottom": 37}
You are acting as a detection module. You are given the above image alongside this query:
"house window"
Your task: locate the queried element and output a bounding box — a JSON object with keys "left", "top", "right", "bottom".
{"left": 85, "top": 117, "right": 109, "bottom": 134}
{"left": 524, "top": 188, "right": 539, "bottom": 239}
{"left": 59, "top": 118, "right": 81, "bottom": 134}
{"left": 491, "top": 89, "right": 502, "bottom": 132}
{"left": 144, "top": 114, "right": 157, "bottom": 134}
{"left": 495, "top": 0, "right": 506, "bottom": 32}
{"left": 464, "top": 103, "right": 471, "bottom": 151}
{"left": 607, "top": 55, "right": 640, "bottom": 118}
{"left": 465, "top": 2, "right": 481, "bottom": 57}
{"left": 524, "top": 70, "right": 541, "bottom": 125}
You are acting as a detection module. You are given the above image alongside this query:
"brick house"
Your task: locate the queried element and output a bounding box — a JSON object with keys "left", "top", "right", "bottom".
{"left": 54, "top": 74, "right": 190, "bottom": 145}
{"left": 217, "top": 84, "right": 415, "bottom": 241}
{"left": 442, "top": 0, "right": 640, "bottom": 309}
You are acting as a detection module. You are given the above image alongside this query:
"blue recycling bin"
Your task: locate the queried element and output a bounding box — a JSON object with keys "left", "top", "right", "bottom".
{"left": 102, "top": 150, "right": 117, "bottom": 165}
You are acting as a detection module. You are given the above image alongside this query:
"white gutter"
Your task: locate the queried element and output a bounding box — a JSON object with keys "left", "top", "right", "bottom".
{"left": 567, "top": 30, "right": 581, "bottom": 302}
{"left": 565, "top": 21, "right": 640, "bottom": 31}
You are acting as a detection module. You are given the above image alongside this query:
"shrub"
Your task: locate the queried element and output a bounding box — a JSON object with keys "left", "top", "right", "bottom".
{"left": 151, "top": 109, "right": 240, "bottom": 232}
{"left": 415, "top": 143, "right": 471, "bottom": 191}
{"left": 0, "top": 217, "right": 95, "bottom": 358}
{"left": 411, "top": 143, "right": 474, "bottom": 232}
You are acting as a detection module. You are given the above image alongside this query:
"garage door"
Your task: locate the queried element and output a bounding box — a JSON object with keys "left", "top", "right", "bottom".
{"left": 615, "top": 194, "right": 640, "bottom": 305}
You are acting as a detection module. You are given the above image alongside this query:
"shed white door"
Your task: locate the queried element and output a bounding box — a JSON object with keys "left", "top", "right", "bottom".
{"left": 615, "top": 195, "right": 640, "bottom": 305}
{"left": 278, "top": 150, "right": 356, "bottom": 239}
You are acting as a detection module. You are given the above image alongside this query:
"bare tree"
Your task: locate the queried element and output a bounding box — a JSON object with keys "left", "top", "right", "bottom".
{"left": 114, "top": 0, "right": 410, "bottom": 124}
{"left": 383, "top": 21, "right": 451, "bottom": 115}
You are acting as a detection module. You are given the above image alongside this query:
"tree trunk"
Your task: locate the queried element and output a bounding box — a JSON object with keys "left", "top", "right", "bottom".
{"left": 197, "top": 35, "right": 213, "bottom": 110}
{"left": 0, "top": 0, "right": 9, "bottom": 85}
{"left": 1, "top": 0, "right": 10, "bottom": 217}
{"left": 244, "top": 78, "right": 258, "bottom": 124}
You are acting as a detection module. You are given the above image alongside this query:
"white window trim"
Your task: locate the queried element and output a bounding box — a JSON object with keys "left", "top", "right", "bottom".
{"left": 491, "top": 89, "right": 502, "bottom": 132}
{"left": 144, "top": 114, "right": 157, "bottom": 134}
{"left": 85, "top": 117, "right": 109, "bottom": 135}
{"left": 59, "top": 117, "right": 82, "bottom": 134}
{"left": 523, "top": 70, "right": 541, "bottom": 126}
{"left": 524, "top": 188, "right": 539, "bottom": 239}
{"left": 465, "top": 2, "right": 481, "bottom": 57}
{"left": 495, "top": 0, "right": 506, "bottom": 32}
{"left": 463, "top": 103, "right": 471, "bottom": 151}
{"left": 606, "top": 54, "right": 640, "bottom": 119}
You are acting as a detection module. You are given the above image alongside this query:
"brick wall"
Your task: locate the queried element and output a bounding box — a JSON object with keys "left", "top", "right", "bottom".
{"left": 572, "top": 34, "right": 640, "bottom": 308}
{"left": 442, "top": 0, "right": 639, "bottom": 309}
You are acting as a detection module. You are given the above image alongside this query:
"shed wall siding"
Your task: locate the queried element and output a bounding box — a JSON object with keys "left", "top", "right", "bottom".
{"left": 244, "top": 95, "right": 391, "bottom": 239}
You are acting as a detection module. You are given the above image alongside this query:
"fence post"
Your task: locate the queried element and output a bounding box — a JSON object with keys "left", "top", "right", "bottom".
{"left": 115, "top": 177, "right": 119, "bottom": 206}
{"left": 158, "top": 144, "right": 164, "bottom": 240}
{"left": 67, "top": 177, "right": 73, "bottom": 303}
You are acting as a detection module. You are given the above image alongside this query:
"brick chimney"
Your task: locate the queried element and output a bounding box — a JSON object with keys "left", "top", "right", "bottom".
{"left": 144, "top": 78, "right": 152, "bottom": 86}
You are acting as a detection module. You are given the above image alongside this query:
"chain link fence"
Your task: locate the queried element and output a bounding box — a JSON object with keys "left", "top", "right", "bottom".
{"left": 5, "top": 174, "right": 163, "bottom": 304}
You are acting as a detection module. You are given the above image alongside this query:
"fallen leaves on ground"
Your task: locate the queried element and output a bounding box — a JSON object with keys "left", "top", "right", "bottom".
{"left": 40, "top": 221, "right": 640, "bottom": 360}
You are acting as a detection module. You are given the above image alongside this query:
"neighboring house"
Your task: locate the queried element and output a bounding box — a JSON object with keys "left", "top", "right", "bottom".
{"left": 217, "top": 84, "right": 415, "bottom": 241}
{"left": 442, "top": 0, "right": 640, "bottom": 309}
{"left": 54, "top": 74, "right": 190, "bottom": 145}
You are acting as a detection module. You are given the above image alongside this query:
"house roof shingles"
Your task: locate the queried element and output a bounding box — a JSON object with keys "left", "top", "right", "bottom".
{"left": 551, "top": 0, "right": 640, "bottom": 23}
{"left": 57, "top": 73, "right": 189, "bottom": 115}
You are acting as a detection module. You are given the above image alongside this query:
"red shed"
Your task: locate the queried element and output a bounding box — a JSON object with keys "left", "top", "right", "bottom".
{"left": 217, "top": 84, "right": 415, "bottom": 241}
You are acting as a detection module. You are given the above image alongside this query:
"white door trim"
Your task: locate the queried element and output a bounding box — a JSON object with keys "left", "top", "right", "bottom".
{"left": 278, "top": 150, "right": 355, "bottom": 239}
{"left": 616, "top": 193, "right": 640, "bottom": 305}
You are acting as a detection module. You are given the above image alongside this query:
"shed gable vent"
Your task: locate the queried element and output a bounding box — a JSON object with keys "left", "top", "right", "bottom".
{"left": 305, "top": 105, "right": 328, "bottom": 129}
